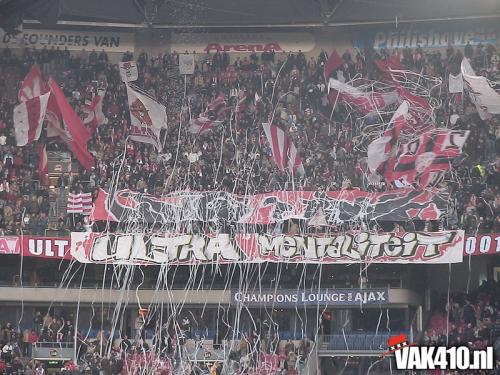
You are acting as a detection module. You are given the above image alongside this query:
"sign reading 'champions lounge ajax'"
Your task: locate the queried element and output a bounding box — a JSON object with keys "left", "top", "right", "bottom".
{"left": 232, "top": 289, "right": 389, "bottom": 307}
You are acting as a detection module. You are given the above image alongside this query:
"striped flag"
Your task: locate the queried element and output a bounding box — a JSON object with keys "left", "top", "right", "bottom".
{"left": 384, "top": 129, "right": 470, "bottom": 187}
{"left": 262, "top": 123, "right": 304, "bottom": 175}
{"left": 367, "top": 100, "right": 409, "bottom": 174}
{"left": 67, "top": 192, "right": 93, "bottom": 215}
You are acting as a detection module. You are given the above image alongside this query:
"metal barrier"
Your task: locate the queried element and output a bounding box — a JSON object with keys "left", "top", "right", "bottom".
{"left": 33, "top": 342, "right": 75, "bottom": 361}
{"left": 319, "top": 332, "right": 408, "bottom": 353}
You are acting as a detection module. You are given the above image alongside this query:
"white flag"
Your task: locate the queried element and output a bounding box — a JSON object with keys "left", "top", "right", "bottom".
{"left": 461, "top": 57, "right": 500, "bottom": 119}
{"left": 179, "top": 54, "right": 195, "bottom": 75}
{"left": 126, "top": 84, "right": 167, "bottom": 151}
{"left": 119, "top": 61, "right": 138, "bottom": 82}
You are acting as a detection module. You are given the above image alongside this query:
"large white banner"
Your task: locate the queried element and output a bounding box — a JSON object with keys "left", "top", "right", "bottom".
{"left": 171, "top": 32, "right": 315, "bottom": 53}
{"left": 0, "top": 28, "right": 135, "bottom": 52}
{"left": 71, "top": 231, "right": 465, "bottom": 265}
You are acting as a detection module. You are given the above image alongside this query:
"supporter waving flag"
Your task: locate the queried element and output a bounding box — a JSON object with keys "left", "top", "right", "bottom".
{"left": 188, "top": 117, "right": 221, "bottom": 135}
{"left": 126, "top": 84, "right": 167, "bottom": 151}
{"left": 323, "top": 50, "right": 343, "bottom": 82}
{"left": 188, "top": 93, "right": 228, "bottom": 135}
{"left": 82, "top": 93, "right": 107, "bottom": 134}
{"left": 328, "top": 78, "right": 399, "bottom": 114}
{"left": 461, "top": 57, "right": 500, "bottom": 119}
{"left": 367, "top": 100, "right": 409, "bottom": 174}
{"left": 18, "top": 64, "right": 48, "bottom": 102}
{"left": 384, "top": 129, "right": 470, "bottom": 187}
{"left": 262, "top": 123, "right": 304, "bottom": 176}
{"left": 204, "top": 93, "right": 230, "bottom": 121}
{"left": 15, "top": 65, "right": 51, "bottom": 147}
{"left": 47, "top": 78, "right": 95, "bottom": 171}
{"left": 13, "top": 92, "right": 50, "bottom": 146}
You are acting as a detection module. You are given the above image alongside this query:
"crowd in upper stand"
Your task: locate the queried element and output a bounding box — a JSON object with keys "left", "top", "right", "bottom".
{"left": 0, "top": 40, "right": 498, "bottom": 236}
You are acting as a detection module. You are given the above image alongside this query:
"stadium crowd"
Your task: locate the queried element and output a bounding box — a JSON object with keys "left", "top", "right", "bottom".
{"left": 0, "top": 40, "right": 497, "bottom": 235}
{"left": 0, "top": 308, "right": 313, "bottom": 374}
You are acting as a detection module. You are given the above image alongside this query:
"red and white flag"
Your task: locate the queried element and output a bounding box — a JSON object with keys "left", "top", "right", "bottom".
{"left": 14, "top": 92, "right": 50, "bottom": 146}
{"left": 367, "top": 100, "right": 409, "bottom": 174}
{"left": 18, "top": 65, "right": 48, "bottom": 102}
{"left": 373, "top": 58, "right": 407, "bottom": 83}
{"left": 206, "top": 93, "right": 227, "bottom": 115}
{"left": 126, "top": 84, "right": 167, "bottom": 151}
{"left": 82, "top": 94, "right": 106, "bottom": 134}
{"left": 38, "top": 143, "right": 49, "bottom": 186}
{"left": 384, "top": 129, "right": 470, "bottom": 187}
{"left": 262, "top": 123, "right": 304, "bottom": 175}
{"left": 461, "top": 57, "right": 500, "bottom": 120}
{"left": 188, "top": 117, "right": 220, "bottom": 135}
{"left": 188, "top": 94, "right": 228, "bottom": 135}
{"left": 328, "top": 78, "right": 399, "bottom": 114}
{"left": 67, "top": 192, "right": 93, "bottom": 215}
{"left": 323, "top": 50, "right": 343, "bottom": 82}
{"left": 48, "top": 78, "right": 95, "bottom": 171}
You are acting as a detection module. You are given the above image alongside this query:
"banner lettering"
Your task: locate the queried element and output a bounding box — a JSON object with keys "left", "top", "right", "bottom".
{"left": 232, "top": 288, "right": 389, "bottom": 307}
{"left": 1, "top": 29, "right": 134, "bottom": 52}
{"left": 171, "top": 32, "right": 315, "bottom": 53}
{"left": 70, "top": 231, "right": 464, "bottom": 265}
{"left": 354, "top": 27, "right": 499, "bottom": 50}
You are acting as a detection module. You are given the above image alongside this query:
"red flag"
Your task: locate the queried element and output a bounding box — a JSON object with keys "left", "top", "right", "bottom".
{"left": 14, "top": 92, "right": 50, "bottom": 146}
{"left": 48, "top": 78, "right": 91, "bottom": 145}
{"left": 323, "top": 50, "right": 343, "bottom": 82}
{"left": 47, "top": 78, "right": 94, "bottom": 171}
{"left": 262, "top": 123, "right": 304, "bottom": 175}
{"left": 18, "top": 65, "right": 48, "bottom": 102}
{"left": 38, "top": 143, "right": 49, "bottom": 186}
